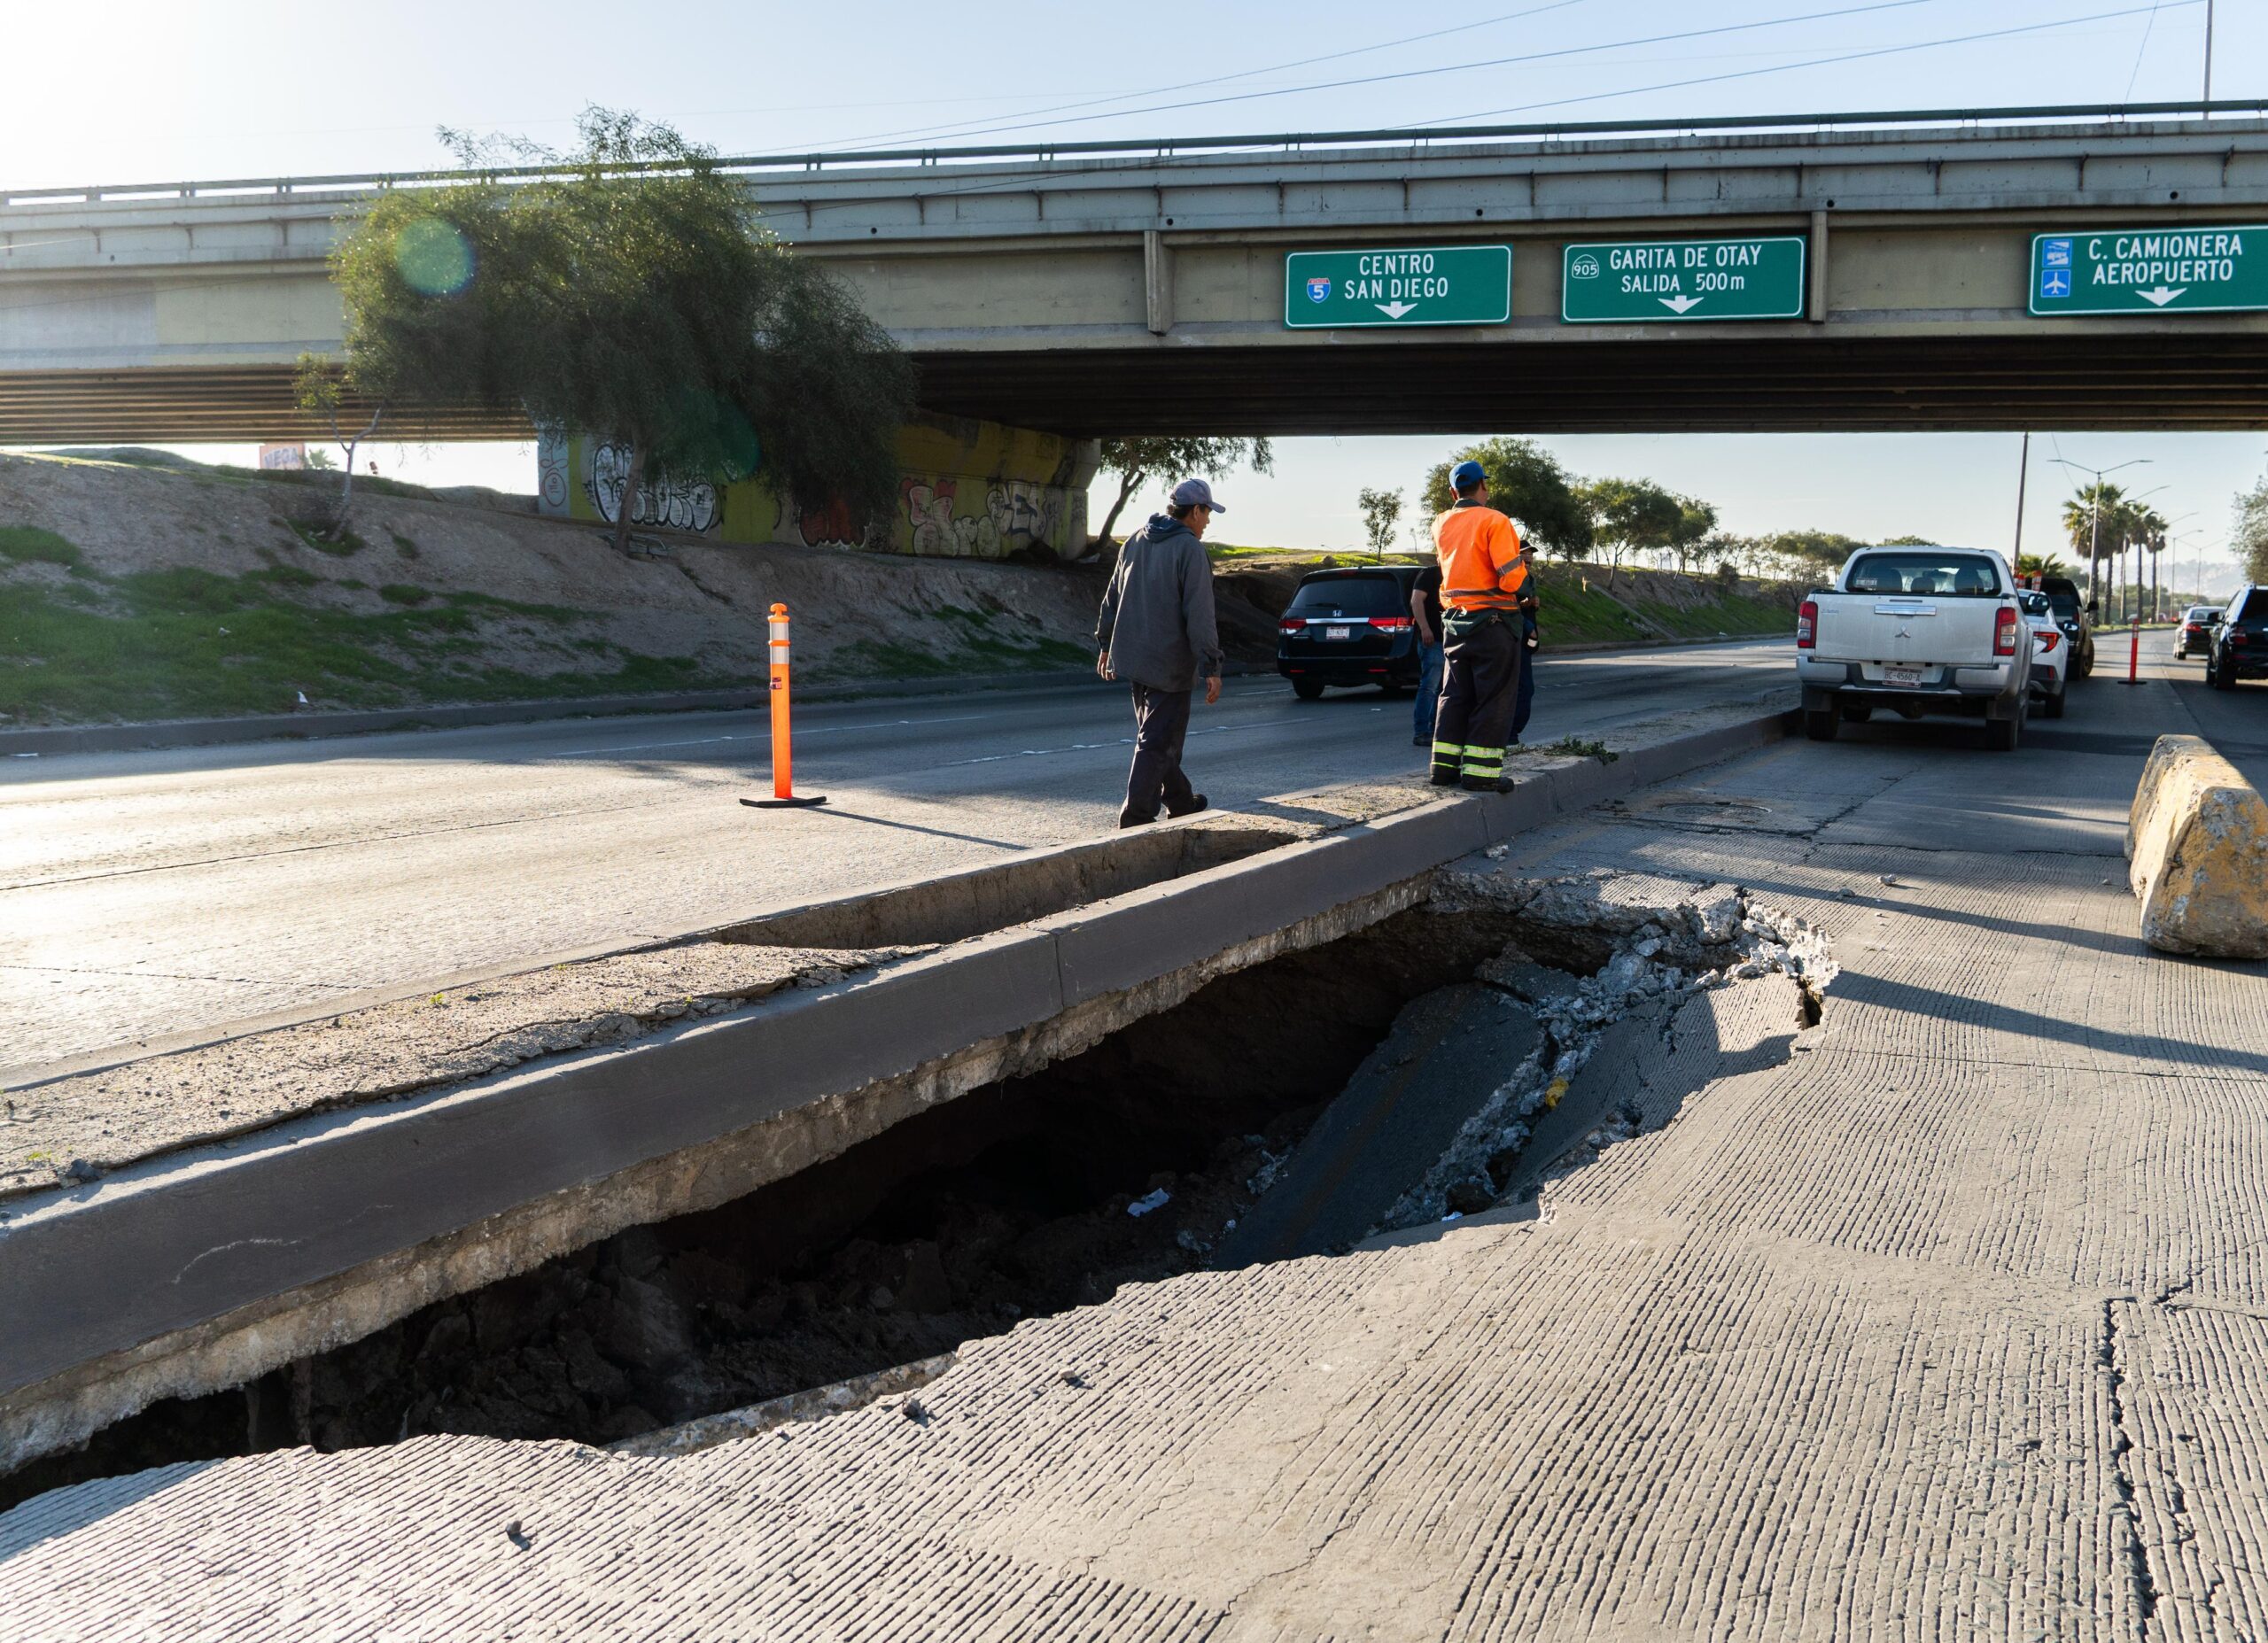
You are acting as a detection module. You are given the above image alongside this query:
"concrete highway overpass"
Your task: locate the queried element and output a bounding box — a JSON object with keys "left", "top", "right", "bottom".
{"left": 4, "top": 103, "right": 2268, "bottom": 442}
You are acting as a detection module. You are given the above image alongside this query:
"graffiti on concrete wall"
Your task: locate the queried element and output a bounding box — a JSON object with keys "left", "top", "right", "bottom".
{"left": 587, "top": 442, "right": 720, "bottom": 534}
{"left": 535, "top": 426, "right": 571, "bottom": 516}
{"left": 898, "top": 476, "right": 1067, "bottom": 557}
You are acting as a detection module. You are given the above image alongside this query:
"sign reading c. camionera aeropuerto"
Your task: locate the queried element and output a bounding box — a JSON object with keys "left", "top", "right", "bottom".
{"left": 2031, "top": 227, "right": 2268, "bottom": 315}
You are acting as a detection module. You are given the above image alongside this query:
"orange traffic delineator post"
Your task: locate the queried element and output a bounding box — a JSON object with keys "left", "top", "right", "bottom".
{"left": 741, "top": 602, "right": 827, "bottom": 810}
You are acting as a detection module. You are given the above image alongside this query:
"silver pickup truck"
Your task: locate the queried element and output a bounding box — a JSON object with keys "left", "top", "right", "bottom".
{"left": 1795, "top": 546, "right": 2030, "bottom": 750}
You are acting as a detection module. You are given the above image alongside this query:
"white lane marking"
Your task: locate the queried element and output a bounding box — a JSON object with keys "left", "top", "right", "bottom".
{"left": 941, "top": 720, "right": 1286, "bottom": 769}
{"left": 538, "top": 711, "right": 1004, "bottom": 759}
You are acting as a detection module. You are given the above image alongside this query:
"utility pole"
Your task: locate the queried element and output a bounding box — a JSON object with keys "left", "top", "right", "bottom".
{"left": 2205, "top": 0, "right": 2216, "bottom": 105}
{"left": 2012, "top": 431, "right": 2030, "bottom": 573}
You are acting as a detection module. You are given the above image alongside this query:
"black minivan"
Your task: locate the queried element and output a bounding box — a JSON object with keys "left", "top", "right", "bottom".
{"left": 1277, "top": 565, "right": 1424, "bottom": 699}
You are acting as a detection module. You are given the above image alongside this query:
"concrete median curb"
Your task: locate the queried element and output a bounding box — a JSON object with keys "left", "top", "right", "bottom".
{"left": 0, "top": 700, "right": 1798, "bottom": 1473}
{"left": 2127, "top": 732, "right": 2268, "bottom": 959}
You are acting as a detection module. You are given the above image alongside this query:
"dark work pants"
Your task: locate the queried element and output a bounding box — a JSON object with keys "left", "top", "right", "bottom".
{"left": 1511, "top": 623, "right": 1538, "bottom": 741}
{"left": 1431, "top": 611, "right": 1522, "bottom": 784}
{"left": 1122, "top": 683, "right": 1195, "bottom": 824}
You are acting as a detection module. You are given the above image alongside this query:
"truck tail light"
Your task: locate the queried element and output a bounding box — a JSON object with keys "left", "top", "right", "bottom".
{"left": 1367, "top": 616, "right": 1412, "bottom": 632}
{"left": 2233, "top": 631, "right": 2250, "bottom": 647}
{"left": 1797, "top": 600, "right": 1818, "bottom": 649}
{"left": 1994, "top": 607, "right": 2020, "bottom": 657}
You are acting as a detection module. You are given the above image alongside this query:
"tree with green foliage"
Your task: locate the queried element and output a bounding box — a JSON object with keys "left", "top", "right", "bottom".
{"left": 1092, "top": 437, "right": 1274, "bottom": 548}
{"left": 1874, "top": 533, "right": 1935, "bottom": 546}
{"left": 330, "top": 107, "right": 912, "bottom": 557}
{"left": 1418, "top": 438, "right": 1591, "bottom": 561}
{"left": 2015, "top": 551, "right": 2072, "bottom": 581}
{"left": 291, "top": 353, "right": 384, "bottom": 540}
{"left": 1757, "top": 529, "right": 1866, "bottom": 582}
{"left": 2237, "top": 472, "right": 2268, "bottom": 586}
{"left": 1666, "top": 496, "right": 1722, "bottom": 575}
{"left": 1356, "top": 486, "right": 1404, "bottom": 560}
{"left": 1574, "top": 477, "right": 1683, "bottom": 586}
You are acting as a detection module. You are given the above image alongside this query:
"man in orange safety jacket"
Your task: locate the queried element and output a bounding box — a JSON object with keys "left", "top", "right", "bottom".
{"left": 1428, "top": 459, "right": 1532, "bottom": 793}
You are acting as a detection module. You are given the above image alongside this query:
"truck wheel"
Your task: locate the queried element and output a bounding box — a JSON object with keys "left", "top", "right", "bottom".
{"left": 2044, "top": 681, "right": 2067, "bottom": 719}
{"left": 1292, "top": 678, "right": 1325, "bottom": 701}
{"left": 2211, "top": 655, "right": 2238, "bottom": 691}
{"left": 1804, "top": 708, "right": 1839, "bottom": 742}
{"left": 1841, "top": 702, "right": 1874, "bottom": 723}
{"left": 1986, "top": 711, "right": 2021, "bottom": 752}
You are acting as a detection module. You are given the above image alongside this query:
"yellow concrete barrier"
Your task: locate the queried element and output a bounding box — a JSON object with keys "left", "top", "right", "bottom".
{"left": 2126, "top": 733, "right": 2268, "bottom": 958}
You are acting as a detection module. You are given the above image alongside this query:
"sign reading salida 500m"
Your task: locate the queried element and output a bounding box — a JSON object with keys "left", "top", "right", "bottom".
{"left": 1284, "top": 244, "right": 1511, "bottom": 329}
{"left": 2031, "top": 227, "right": 2268, "bottom": 315}
{"left": 1561, "top": 236, "right": 1806, "bottom": 322}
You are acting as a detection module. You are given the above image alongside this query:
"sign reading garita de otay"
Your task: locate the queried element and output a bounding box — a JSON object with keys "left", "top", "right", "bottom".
{"left": 1283, "top": 245, "right": 1512, "bottom": 328}
{"left": 1560, "top": 236, "right": 1807, "bottom": 322}
{"left": 2030, "top": 227, "right": 2268, "bottom": 315}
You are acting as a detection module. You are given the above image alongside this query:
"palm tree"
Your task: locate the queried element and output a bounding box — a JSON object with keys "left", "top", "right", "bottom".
{"left": 2134, "top": 509, "right": 2169, "bottom": 622}
{"left": 2062, "top": 481, "right": 2124, "bottom": 613}
{"left": 2015, "top": 551, "right": 2072, "bottom": 582}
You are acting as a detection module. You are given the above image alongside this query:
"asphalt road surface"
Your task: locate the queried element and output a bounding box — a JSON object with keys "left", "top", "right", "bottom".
{"left": 8, "top": 638, "right": 1787, "bottom": 1069}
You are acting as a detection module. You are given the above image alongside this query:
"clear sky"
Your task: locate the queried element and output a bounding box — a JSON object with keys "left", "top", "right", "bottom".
{"left": 7, "top": 1, "right": 2263, "bottom": 591}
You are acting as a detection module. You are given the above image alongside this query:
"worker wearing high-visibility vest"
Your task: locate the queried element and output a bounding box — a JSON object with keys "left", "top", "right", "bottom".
{"left": 1428, "top": 460, "right": 1532, "bottom": 792}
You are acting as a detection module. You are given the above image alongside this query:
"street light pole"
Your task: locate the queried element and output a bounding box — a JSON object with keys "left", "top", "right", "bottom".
{"left": 2051, "top": 456, "right": 2152, "bottom": 618}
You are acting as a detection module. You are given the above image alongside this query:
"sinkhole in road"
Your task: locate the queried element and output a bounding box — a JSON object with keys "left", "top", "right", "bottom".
{"left": 3, "top": 878, "right": 1827, "bottom": 1508}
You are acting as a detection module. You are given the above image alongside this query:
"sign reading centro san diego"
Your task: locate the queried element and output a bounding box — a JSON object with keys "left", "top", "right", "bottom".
{"left": 1284, "top": 245, "right": 1511, "bottom": 329}
{"left": 1561, "top": 236, "right": 1806, "bottom": 322}
{"left": 2031, "top": 227, "right": 2268, "bottom": 315}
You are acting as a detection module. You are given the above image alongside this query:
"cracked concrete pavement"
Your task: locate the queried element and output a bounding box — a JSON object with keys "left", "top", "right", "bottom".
{"left": 7, "top": 639, "right": 2267, "bottom": 1638}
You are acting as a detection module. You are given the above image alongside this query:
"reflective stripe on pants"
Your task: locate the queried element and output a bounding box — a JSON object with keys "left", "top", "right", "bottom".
{"left": 1433, "top": 610, "right": 1521, "bottom": 779}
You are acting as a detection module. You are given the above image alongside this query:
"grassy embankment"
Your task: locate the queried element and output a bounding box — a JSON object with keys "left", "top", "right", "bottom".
{"left": 0, "top": 524, "right": 722, "bottom": 723}
{"left": 0, "top": 523, "right": 1094, "bottom": 724}
{"left": 1208, "top": 544, "right": 1797, "bottom": 647}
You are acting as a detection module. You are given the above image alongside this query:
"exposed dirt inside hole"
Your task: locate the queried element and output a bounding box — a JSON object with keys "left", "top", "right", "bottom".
{"left": 2, "top": 905, "right": 1547, "bottom": 1510}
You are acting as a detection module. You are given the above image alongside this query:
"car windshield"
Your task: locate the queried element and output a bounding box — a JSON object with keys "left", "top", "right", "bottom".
{"left": 1286, "top": 576, "right": 1404, "bottom": 617}
{"left": 1845, "top": 553, "right": 2002, "bottom": 596}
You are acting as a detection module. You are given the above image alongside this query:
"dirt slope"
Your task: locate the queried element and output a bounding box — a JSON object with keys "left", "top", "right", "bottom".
{"left": 0, "top": 453, "right": 1104, "bottom": 726}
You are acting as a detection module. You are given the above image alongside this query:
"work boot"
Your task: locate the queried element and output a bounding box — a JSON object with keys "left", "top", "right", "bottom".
{"left": 1117, "top": 810, "right": 1156, "bottom": 828}
{"left": 1429, "top": 739, "right": 1463, "bottom": 786}
{"left": 1461, "top": 774, "right": 1516, "bottom": 794}
{"left": 1166, "top": 794, "right": 1208, "bottom": 818}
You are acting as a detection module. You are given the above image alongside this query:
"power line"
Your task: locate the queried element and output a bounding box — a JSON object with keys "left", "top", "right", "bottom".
{"left": 820, "top": 0, "right": 1957, "bottom": 151}
{"left": 1407, "top": 1, "right": 2201, "bottom": 128}
{"left": 821, "top": 0, "right": 1592, "bottom": 151}
{"left": 2122, "top": 0, "right": 2166, "bottom": 103}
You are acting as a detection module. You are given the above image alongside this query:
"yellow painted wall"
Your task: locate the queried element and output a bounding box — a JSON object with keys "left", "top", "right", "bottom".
{"left": 540, "top": 414, "right": 1090, "bottom": 560}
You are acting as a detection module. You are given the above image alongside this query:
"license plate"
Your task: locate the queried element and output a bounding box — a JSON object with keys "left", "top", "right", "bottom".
{"left": 1324, "top": 625, "right": 1352, "bottom": 640}
{"left": 1885, "top": 666, "right": 1922, "bottom": 686}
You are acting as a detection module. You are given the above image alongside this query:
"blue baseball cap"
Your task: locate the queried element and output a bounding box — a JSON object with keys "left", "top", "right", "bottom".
{"left": 1170, "top": 477, "right": 1225, "bottom": 512}
{"left": 1450, "top": 460, "right": 1487, "bottom": 492}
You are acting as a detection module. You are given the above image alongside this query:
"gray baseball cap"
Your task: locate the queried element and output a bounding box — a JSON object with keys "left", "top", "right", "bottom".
{"left": 1170, "top": 477, "right": 1226, "bottom": 512}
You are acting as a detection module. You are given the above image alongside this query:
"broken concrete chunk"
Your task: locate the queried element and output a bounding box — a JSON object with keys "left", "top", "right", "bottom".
{"left": 1477, "top": 943, "right": 1584, "bottom": 1006}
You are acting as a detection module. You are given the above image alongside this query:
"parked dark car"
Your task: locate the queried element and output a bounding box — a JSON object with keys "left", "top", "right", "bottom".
{"left": 2207, "top": 586, "right": 2268, "bottom": 690}
{"left": 2176, "top": 604, "right": 2224, "bottom": 659}
{"left": 2038, "top": 575, "right": 2096, "bottom": 678}
{"left": 1277, "top": 565, "right": 1424, "bottom": 699}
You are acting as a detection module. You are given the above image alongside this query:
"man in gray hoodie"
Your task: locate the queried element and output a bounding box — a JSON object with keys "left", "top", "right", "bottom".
{"left": 1094, "top": 477, "right": 1225, "bottom": 827}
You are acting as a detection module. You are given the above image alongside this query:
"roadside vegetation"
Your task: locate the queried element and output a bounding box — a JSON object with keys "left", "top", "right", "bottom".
{"left": 0, "top": 539, "right": 717, "bottom": 723}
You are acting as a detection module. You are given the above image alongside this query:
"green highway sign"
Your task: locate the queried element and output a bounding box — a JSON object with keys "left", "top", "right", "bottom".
{"left": 2031, "top": 226, "right": 2268, "bottom": 315}
{"left": 1560, "top": 236, "right": 1806, "bottom": 322}
{"left": 1284, "top": 244, "right": 1511, "bottom": 329}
